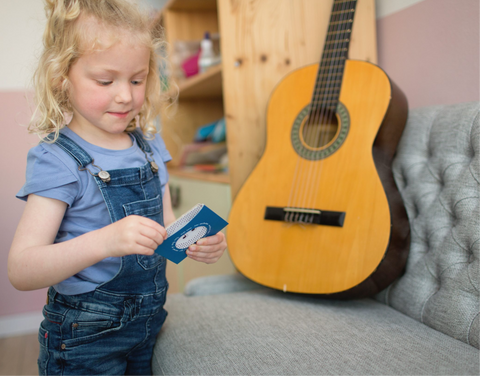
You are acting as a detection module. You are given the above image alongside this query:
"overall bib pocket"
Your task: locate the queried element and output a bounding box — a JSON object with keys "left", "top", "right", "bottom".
{"left": 123, "top": 195, "right": 166, "bottom": 269}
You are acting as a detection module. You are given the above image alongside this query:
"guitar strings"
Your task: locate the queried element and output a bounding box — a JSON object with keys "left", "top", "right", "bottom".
{"left": 286, "top": 1, "right": 344, "bottom": 221}
{"left": 304, "top": 0, "right": 355, "bottom": 215}
{"left": 302, "top": 0, "right": 352, "bottom": 217}
{"left": 290, "top": 1, "right": 349, "bottom": 222}
{"left": 287, "top": 0, "right": 350, "bottom": 221}
{"left": 288, "top": 0, "right": 353, "bottom": 222}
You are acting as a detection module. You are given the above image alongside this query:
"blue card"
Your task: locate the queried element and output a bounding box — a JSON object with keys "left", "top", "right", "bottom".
{"left": 155, "top": 204, "right": 229, "bottom": 264}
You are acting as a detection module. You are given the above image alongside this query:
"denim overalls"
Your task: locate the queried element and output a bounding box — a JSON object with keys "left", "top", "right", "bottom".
{"left": 38, "top": 130, "right": 168, "bottom": 375}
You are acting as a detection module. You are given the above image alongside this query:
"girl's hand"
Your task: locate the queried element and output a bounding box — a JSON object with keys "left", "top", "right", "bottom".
{"left": 186, "top": 231, "right": 227, "bottom": 264}
{"left": 102, "top": 215, "right": 167, "bottom": 258}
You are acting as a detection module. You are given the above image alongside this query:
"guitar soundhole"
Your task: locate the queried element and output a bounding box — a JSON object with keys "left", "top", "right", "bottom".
{"left": 291, "top": 103, "right": 349, "bottom": 161}
{"left": 301, "top": 109, "right": 339, "bottom": 149}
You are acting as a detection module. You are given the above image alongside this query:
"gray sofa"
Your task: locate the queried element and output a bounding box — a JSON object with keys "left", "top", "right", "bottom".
{"left": 153, "top": 102, "right": 479, "bottom": 375}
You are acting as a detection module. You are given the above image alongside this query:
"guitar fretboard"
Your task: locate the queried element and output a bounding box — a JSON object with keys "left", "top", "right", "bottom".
{"left": 311, "top": 0, "right": 358, "bottom": 113}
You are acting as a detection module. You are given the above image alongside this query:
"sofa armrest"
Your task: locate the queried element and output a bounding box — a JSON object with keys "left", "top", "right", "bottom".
{"left": 184, "top": 273, "right": 266, "bottom": 297}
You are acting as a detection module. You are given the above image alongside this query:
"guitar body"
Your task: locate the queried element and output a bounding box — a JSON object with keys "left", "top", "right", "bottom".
{"left": 227, "top": 60, "right": 410, "bottom": 297}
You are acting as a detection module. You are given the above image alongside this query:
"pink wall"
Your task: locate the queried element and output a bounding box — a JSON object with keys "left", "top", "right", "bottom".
{"left": 376, "top": 0, "right": 479, "bottom": 108}
{"left": 0, "top": 91, "right": 48, "bottom": 316}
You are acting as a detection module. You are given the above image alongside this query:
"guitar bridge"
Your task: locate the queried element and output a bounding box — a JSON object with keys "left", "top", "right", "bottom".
{"left": 264, "top": 206, "right": 345, "bottom": 227}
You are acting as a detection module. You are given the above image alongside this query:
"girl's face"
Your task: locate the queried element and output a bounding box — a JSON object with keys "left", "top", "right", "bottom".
{"left": 67, "top": 35, "right": 150, "bottom": 144}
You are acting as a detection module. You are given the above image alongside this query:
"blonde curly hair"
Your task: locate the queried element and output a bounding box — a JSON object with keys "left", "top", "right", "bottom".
{"left": 30, "top": 0, "right": 169, "bottom": 141}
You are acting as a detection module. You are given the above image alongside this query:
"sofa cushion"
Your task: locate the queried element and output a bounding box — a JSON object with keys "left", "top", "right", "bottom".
{"left": 184, "top": 273, "right": 265, "bottom": 297}
{"left": 376, "top": 102, "right": 480, "bottom": 349}
{"left": 153, "top": 289, "right": 478, "bottom": 375}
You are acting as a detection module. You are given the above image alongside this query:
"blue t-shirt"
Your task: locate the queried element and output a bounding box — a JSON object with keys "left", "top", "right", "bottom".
{"left": 16, "top": 127, "right": 171, "bottom": 295}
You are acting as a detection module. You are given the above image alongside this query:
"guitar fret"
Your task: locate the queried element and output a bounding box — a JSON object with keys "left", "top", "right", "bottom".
{"left": 323, "top": 48, "right": 348, "bottom": 54}
{"left": 317, "top": 71, "right": 344, "bottom": 77}
{"left": 334, "top": 0, "right": 357, "bottom": 4}
{"left": 329, "top": 19, "right": 353, "bottom": 26}
{"left": 312, "top": 105, "right": 337, "bottom": 109}
{"left": 318, "top": 68, "right": 344, "bottom": 75}
{"left": 315, "top": 86, "right": 341, "bottom": 90}
{"left": 314, "top": 91, "right": 341, "bottom": 97}
{"left": 311, "top": 96, "right": 340, "bottom": 102}
{"left": 319, "top": 64, "right": 345, "bottom": 71}
{"left": 312, "top": 99, "right": 339, "bottom": 104}
{"left": 319, "top": 67, "right": 345, "bottom": 75}
{"left": 320, "top": 56, "right": 346, "bottom": 62}
{"left": 326, "top": 38, "right": 350, "bottom": 46}
{"left": 327, "top": 29, "right": 351, "bottom": 35}
{"left": 315, "top": 80, "right": 342, "bottom": 85}
{"left": 312, "top": 91, "right": 340, "bottom": 97}
{"left": 316, "top": 72, "right": 343, "bottom": 78}
{"left": 331, "top": 9, "right": 355, "bottom": 15}
{"left": 317, "top": 65, "right": 345, "bottom": 77}
{"left": 318, "top": 86, "right": 342, "bottom": 93}
{"left": 311, "top": 101, "right": 339, "bottom": 107}
{"left": 314, "top": 88, "right": 341, "bottom": 93}
{"left": 314, "top": 92, "right": 341, "bottom": 97}
{"left": 310, "top": 104, "right": 337, "bottom": 111}
{"left": 317, "top": 89, "right": 341, "bottom": 95}
{"left": 313, "top": 86, "right": 340, "bottom": 93}
{"left": 332, "top": 2, "right": 357, "bottom": 14}
{"left": 324, "top": 39, "right": 349, "bottom": 45}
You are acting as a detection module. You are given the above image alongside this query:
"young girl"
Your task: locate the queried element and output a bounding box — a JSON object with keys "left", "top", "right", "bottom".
{"left": 8, "top": 0, "right": 227, "bottom": 374}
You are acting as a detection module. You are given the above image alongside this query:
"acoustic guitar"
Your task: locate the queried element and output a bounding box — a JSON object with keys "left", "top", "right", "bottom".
{"left": 227, "top": 0, "right": 410, "bottom": 298}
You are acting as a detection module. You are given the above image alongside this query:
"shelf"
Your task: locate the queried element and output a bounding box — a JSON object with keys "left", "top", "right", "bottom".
{"left": 171, "top": 64, "right": 222, "bottom": 100}
{"left": 168, "top": 166, "right": 230, "bottom": 184}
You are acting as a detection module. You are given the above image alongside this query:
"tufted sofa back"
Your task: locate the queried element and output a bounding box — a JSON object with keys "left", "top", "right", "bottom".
{"left": 376, "top": 102, "right": 479, "bottom": 348}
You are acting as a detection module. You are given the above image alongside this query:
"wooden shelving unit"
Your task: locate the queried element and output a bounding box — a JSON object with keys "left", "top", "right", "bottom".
{"left": 157, "top": 1, "right": 236, "bottom": 295}
{"left": 156, "top": 0, "right": 229, "bottom": 184}
{"left": 174, "top": 64, "right": 222, "bottom": 100}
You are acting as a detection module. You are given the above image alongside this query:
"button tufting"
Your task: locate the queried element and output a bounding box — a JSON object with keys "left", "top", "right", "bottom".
{"left": 427, "top": 146, "right": 434, "bottom": 159}
{"left": 388, "top": 102, "right": 480, "bottom": 350}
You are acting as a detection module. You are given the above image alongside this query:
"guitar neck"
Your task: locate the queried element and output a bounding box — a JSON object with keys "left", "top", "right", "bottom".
{"left": 312, "top": 0, "right": 358, "bottom": 113}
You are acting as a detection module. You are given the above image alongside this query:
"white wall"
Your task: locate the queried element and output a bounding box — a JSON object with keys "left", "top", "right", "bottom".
{"left": 375, "top": 0, "right": 426, "bottom": 18}
{"left": 0, "top": 1, "right": 45, "bottom": 91}
{"left": 0, "top": 0, "right": 168, "bottom": 91}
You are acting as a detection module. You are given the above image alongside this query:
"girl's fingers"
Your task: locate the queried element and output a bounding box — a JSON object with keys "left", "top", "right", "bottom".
{"left": 135, "top": 244, "right": 156, "bottom": 256}
{"left": 137, "top": 235, "right": 161, "bottom": 251}
{"left": 139, "top": 225, "right": 166, "bottom": 247}
{"left": 196, "top": 232, "right": 225, "bottom": 246}
{"left": 140, "top": 218, "right": 167, "bottom": 239}
{"left": 182, "top": 232, "right": 227, "bottom": 263}
{"left": 187, "top": 246, "right": 224, "bottom": 264}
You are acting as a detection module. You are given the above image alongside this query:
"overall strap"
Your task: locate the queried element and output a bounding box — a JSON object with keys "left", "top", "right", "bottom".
{"left": 49, "top": 133, "right": 93, "bottom": 168}
{"left": 131, "top": 128, "right": 153, "bottom": 154}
